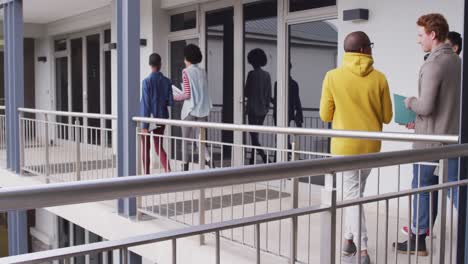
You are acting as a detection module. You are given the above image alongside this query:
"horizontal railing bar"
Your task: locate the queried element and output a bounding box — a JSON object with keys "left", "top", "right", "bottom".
{"left": 212, "top": 104, "right": 320, "bottom": 112}
{"left": 0, "top": 144, "right": 467, "bottom": 211}
{"left": 133, "top": 117, "right": 458, "bottom": 143}
{"left": 4, "top": 178, "right": 468, "bottom": 264}
{"left": 0, "top": 205, "right": 330, "bottom": 264}
{"left": 18, "top": 108, "right": 117, "bottom": 120}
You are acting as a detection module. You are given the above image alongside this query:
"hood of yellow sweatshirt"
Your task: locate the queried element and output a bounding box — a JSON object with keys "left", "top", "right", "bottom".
{"left": 342, "top": 52, "right": 375, "bottom": 77}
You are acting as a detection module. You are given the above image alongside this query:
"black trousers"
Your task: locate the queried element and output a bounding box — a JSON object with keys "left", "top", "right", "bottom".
{"left": 248, "top": 113, "right": 267, "bottom": 162}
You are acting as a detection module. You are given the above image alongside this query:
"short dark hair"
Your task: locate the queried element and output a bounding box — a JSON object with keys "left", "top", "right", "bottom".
{"left": 184, "top": 44, "right": 203, "bottom": 64}
{"left": 448, "top": 31, "right": 463, "bottom": 55}
{"left": 247, "top": 48, "right": 268, "bottom": 68}
{"left": 149, "top": 53, "right": 162, "bottom": 69}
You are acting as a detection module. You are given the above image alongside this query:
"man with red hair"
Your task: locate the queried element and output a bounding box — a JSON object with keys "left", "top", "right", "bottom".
{"left": 394, "top": 13, "right": 461, "bottom": 256}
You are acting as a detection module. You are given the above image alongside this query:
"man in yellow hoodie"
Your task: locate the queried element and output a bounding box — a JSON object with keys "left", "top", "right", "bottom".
{"left": 320, "top": 31, "right": 393, "bottom": 263}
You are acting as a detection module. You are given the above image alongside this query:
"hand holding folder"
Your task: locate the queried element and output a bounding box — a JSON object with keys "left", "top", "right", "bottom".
{"left": 393, "top": 94, "right": 416, "bottom": 125}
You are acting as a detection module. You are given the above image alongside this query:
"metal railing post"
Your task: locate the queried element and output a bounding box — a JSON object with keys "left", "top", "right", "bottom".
{"left": 199, "top": 127, "right": 206, "bottom": 245}
{"left": 75, "top": 119, "right": 81, "bottom": 181}
{"left": 320, "top": 173, "right": 337, "bottom": 264}
{"left": 18, "top": 112, "right": 24, "bottom": 175}
{"left": 436, "top": 158, "right": 449, "bottom": 263}
{"left": 290, "top": 137, "right": 299, "bottom": 264}
{"left": 135, "top": 125, "right": 142, "bottom": 221}
{"left": 44, "top": 114, "right": 50, "bottom": 182}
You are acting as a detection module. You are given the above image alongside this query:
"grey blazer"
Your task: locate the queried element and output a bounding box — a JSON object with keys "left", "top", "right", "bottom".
{"left": 409, "top": 44, "right": 461, "bottom": 149}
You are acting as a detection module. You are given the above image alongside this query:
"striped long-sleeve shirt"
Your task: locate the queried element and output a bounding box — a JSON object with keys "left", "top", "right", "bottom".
{"left": 174, "top": 71, "right": 191, "bottom": 101}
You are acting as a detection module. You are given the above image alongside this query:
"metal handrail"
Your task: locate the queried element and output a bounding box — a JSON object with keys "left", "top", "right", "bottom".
{"left": 0, "top": 144, "right": 467, "bottom": 211}
{"left": 18, "top": 108, "right": 117, "bottom": 120}
{"left": 1, "top": 144, "right": 468, "bottom": 264}
{"left": 4, "top": 179, "right": 468, "bottom": 264}
{"left": 133, "top": 116, "right": 459, "bottom": 143}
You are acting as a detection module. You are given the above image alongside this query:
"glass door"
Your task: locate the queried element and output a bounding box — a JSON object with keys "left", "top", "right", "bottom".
{"left": 169, "top": 38, "right": 199, "bottom": 163}
{"left": 206, "top": 7, "right": 235, "bottom": 159}
{"left": 54, "top": 28, "right": 110, "bottom": 145}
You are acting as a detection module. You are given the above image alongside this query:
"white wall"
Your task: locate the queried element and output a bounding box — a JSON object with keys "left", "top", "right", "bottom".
{"left": 33, "top": 209, "right": 58, "bottom": 249}
{"left": 153, "top": 0, "right": 170, "bottom": 76}
{"left": 34, "top": 37, "right": 54, "bottom": 111}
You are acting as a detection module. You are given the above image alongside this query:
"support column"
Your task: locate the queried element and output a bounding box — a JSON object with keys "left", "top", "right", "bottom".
{"left": 3, "top": 0, "right": 24, "bottom": 173}
{"left": 232, "top": 0, "right": 244, "bottom": 167}
{"left": 121, "top": 249, "right": 142, "bottom": 264}
{"left": 116, "top": 0, "right": 140, "bottom": 218}
{"left": 460, "top": 1, "right": 468, "bottom": 262}
{"left": 276, "top": 0, "right": 288, "bottom": 163}
{"left": 3, "top": 0, "right": 28, "bottom": 256}
{"left": 7, "top": 211, "right": 28, "bottom": 255}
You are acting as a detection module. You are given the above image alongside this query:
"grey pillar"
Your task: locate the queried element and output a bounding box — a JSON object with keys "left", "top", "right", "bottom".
{"left": 3, "top": 2, "right": 11, "bottom": 168}
{"left": 3, "top": 0, "right": 24, "bottom": 174}
{"left": 121, "top": 249, "right": 142, "bottom": 264}
{"left": 7, "top": 210, "right": 28, "bottom": 255}
{"left": 3, "top": 1, "right": 28, "bottom": 256}
{"left": 460, "top": 1, "right": 468, "bottom": 262}
{"left": 116, "top": 0, "right": 140, "bottom": 217}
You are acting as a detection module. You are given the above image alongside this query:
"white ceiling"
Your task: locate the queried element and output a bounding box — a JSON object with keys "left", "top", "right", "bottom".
{"left": 21, "top": 0, "right": 111, "bottom": 24}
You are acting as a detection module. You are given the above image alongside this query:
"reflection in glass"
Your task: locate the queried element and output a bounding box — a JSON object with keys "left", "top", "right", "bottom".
{"left": 245, "top": 48, "right": 272, "bottom": 164}
{"left": 288, "top": 20, "right": 338, "bottom": 156}
{"left": 243, "top": 0, "right": 277, "bottom": 164}
{"left": 170, "top": 11, "right": 197, "bottom": 32}
{"left": 86, "top": 34, "right": 101, "bottom": 144}
{"left": 55, "top": 57, "right": 69, "bottom": 139}
{"left": 289, "top": 0, "right": 336, "bottom": 12}
{"left": 54, "top": 39, "right": 67, "bottom": 52}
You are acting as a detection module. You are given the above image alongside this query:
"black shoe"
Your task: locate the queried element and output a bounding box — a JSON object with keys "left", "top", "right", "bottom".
{"left": 182, "top": 163, "right": 190, "bottom": 172}
{"left": 205, "top": 160, "right": 215, "bottom": 168}
{"left": 393, "top": 233, "right": 428, "bottom": 256}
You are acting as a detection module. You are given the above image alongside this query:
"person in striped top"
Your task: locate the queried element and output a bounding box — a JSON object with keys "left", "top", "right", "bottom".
{"left": 174, "top": 44, "right": 213, "bottom": 171}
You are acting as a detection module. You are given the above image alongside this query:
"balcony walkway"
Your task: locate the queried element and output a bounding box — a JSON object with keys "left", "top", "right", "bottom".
{"left": 0, "top": 146, "right": 458, "bottom": 263}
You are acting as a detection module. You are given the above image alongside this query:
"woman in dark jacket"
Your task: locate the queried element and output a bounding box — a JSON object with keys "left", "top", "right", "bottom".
{"left": 244, "top": 48, "right": 272, "bottom": 164}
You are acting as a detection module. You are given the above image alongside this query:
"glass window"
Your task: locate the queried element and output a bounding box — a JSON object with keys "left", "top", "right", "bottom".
{"left": 170, "top": 11, "right": 197, "bottom": 32}
{"left": 289, "top": 0, "right": 336, "bottom": 12}
{"left": 54, "top": 39, "right": 67, "bottom": 52}
{"left": 287, "top": 19, "right": 337, "bottom": 157}
{"left": 104, "top": 29, "right": 111, "bottom": 44}
{"left": 243, "top": 0, "right": 277, "bottom": 165}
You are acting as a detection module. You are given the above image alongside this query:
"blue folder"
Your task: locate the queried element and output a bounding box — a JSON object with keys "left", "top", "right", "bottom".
{"left": 393, "top": 94, "right": 416, "bottom": 125}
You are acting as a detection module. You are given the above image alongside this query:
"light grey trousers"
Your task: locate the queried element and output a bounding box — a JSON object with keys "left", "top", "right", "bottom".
{"left": 181, "top": 115, "right": 211, "bottom": 163}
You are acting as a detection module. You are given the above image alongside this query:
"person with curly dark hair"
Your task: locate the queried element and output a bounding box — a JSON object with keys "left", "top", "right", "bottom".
{"left": 244, "top": 48, "right": 272, "bottom": 164}
{"left": 174, "top": 44, "right": 213, "bottom": 171}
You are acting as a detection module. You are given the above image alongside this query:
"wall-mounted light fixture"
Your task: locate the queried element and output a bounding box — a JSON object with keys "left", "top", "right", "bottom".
{"left": 37, "top": 56, "right": 47, "bottom": 63}
{"left": 343, "top": 9, "right": 369, "bottom": 22}
{"left": 109, "top": 43, "right": 117, "bottom": 50}
{"left": 140, "top": 39, "right": 147, "bottom": 47}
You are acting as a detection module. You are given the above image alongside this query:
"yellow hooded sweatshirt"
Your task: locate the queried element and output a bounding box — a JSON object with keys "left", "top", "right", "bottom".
{"left": 320, "top": 52, "right": 393, "bottom": 156}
